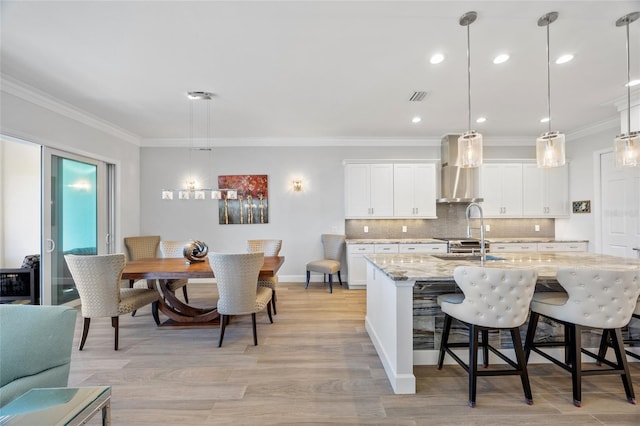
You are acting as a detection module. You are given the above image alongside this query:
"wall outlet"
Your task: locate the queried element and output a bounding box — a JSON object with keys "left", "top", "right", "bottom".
{"left": 535, "top": 224, "right": 540, "bottom": 232}
{"left": 364, "top": 226, "right": 369, "bottom": 233}
{"left": 402, "top": 225, "right": 407, "bottom": 233}
{"left": 485, "top": 224, "right": 490, "bottom": 232}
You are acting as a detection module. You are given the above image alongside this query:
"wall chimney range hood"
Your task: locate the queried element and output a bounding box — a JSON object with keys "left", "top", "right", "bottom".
{"left": 437, "top": 134, "right": 484, "bottom": 203}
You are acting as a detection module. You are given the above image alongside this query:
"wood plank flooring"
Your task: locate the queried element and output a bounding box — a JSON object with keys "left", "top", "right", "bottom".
{"left": 68, "top": 282, "right": 640, "bottom": 425}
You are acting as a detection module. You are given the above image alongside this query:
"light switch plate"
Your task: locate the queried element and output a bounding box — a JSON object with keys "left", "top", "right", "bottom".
{"left": 535, "top": 224, "right": 540, "bottom": 232}
{"left": 364, "top": 226, "right": 369, "bottom": 233}
{"left": 402, "top": 226, "right": 407, "bottom": 233}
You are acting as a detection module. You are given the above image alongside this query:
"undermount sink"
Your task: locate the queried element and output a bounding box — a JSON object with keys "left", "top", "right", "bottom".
{"left": 432, "top": 254, "right": 505, "bottom": 262}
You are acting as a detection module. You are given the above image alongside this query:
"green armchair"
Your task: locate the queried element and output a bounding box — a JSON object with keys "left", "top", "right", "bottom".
{"left": 0, "top": 304, "right": 77, "bottom": 407}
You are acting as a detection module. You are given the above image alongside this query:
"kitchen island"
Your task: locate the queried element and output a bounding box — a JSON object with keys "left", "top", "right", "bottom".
{"left": 364, "top": 252, "right": 640, "bottom": 394}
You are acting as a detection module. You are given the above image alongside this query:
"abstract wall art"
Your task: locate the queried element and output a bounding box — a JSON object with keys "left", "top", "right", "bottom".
{"left": 217, "top": 175, "right": 269, "bottom": 224}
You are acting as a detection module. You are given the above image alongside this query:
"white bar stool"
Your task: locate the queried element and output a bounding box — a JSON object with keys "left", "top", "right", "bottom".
{"left": 524, "top": 267, "right": 640, "bottom": 407}
{"left": 437, "top": 266, "right": 538, "bottom": 407}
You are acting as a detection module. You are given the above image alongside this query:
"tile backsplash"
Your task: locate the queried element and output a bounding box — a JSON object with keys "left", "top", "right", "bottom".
{"left": 345, "top": 204, "right": 554, "bottom": 239}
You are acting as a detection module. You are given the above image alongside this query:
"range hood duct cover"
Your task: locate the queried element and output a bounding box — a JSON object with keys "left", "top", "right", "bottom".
{"left": 437, "top": 134, "right": 484, "bottom": 203}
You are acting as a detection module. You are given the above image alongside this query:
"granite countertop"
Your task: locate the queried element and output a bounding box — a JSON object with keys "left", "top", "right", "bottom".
{"left": 366, "top": 252, "right": 640, "bottom": 282}
{"left": 346, "top": 238, "right": 444, "bottom": 244}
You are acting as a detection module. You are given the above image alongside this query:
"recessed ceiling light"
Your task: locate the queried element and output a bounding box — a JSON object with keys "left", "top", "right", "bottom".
{"left": 540, "top": 117, "right": 550, "bottom": 123}
{"left": 412, "top": 117, "right": 422, "bottom": 123}
{"left": 555, "top": 54, "right": 574, "bottom": 64}
{"left": 430, "top": 53, "right": 445, "bottom": 64}
{"left": 493, "top": 54, "right": 509, "bottom": 64}
{"left": 476, "top": 117, "right": 487, "bottom": 123}
{"left": 626, "top": 79, "right": 640, "bottom": 87}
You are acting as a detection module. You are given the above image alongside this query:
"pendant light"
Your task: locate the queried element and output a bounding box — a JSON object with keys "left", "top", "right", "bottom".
{"left": 161, "top": 91, "right": 237, "bottom": 200}
{"left": 457, "top": 11, "right": 483, "bottom": 168}
{"left": 614, "top": 12, "right": 640, "bottom": 168}
{"left": 536, "top": 12, "right": 566, "bottom": 168}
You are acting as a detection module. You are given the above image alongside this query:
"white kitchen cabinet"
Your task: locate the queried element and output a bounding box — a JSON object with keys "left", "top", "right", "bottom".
{"left": 347, "top": 244, "right": 375, "bottom": 289}
{"left": 537, "top": 242, "right": 587, "bottom": 252}
{"left": 480, "top": 163, "right": 523, "bottom": 217}
{"left": 490, "top": 243, "right": 538, "bottom": 253}
{"left": 374, "top": 243, "right": 399, "bottom": 254}
{"left": 399, "top": 243, "right": 447, "bottom": 254}
{"left": 393, "top": 164, "right": 437, "bottom": 218}
{"left": 345, "top": 164, "right": 394, "bottom": 218}
{"left": 522, "top": 164, "right": 569, "bottom": 217}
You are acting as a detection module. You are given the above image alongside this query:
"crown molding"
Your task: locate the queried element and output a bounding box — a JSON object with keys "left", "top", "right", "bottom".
{"left": 141, "top": 136, "right": 444, "bottom": 148}
{"left": 566, "top": 116, "right": 619, "bottom": 140}
{"left": 1, "top": 74, "right": 142, "bottom": 146}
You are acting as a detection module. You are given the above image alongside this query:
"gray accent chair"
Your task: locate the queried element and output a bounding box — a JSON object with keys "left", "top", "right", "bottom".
{"left": 305, "top": 234, "right": 345, "bottom": 293}
{"left": 0, "top": 304, "right": 77, "bottom": 407}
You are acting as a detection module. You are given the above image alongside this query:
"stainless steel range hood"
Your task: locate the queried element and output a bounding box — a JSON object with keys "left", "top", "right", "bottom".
{"left": 436, "top": 134, "right": 483, "bottom": 203}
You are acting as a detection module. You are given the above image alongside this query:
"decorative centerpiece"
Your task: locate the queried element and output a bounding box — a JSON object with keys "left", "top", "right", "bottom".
{"left": 183, "top": 240, "right": 209, "bottom": 264}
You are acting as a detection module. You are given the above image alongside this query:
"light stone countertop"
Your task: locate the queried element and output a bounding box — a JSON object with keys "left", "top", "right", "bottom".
{"left": 346, "top": 238, "right": 444, "bottom": 244}
{"left": 366, "top": 252, "right": 640, "bottom": 282}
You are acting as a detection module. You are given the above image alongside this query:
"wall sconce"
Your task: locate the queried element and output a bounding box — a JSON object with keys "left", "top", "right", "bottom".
{"left": 292, "top": 179, "right": 303, "bottom": 192}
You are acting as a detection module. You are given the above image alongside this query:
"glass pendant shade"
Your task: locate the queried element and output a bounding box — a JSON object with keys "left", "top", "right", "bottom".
{"left": 536, "top": 131, "right": 566, "bottom": 168}
{"left": 615, "top": 131, "right": 640, "bottom": 167}
{"left": 457, "top": 131, "right": 483, "bottom": 168}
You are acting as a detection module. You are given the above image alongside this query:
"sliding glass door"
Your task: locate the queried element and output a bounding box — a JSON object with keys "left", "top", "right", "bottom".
{"left": 42, "top": 148, "right": 109, "bottom": 305}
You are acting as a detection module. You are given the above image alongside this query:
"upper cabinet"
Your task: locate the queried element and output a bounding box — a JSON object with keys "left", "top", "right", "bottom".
{"left": 393, "top": 164, "right": 437, "bottom": 218}
{"left": 345, "top": 163, "right": 394, "bottom": 218}
{"left": 480, "top": 163, "right": 523, "bottom": 217}
{"left": 522, "top": 164, "right": 569, "bottom": 217}
{"left": 345, "top": 162, "right": 437, "bottom": 219}
{"left": 480, "top": 162, "right": 569, "bottom": 218}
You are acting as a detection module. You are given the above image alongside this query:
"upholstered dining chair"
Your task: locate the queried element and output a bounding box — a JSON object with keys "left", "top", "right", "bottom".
{"left": 207, "top": 252, "right": 273, "bottom": 347}
{"left": 305, "top": 234, "right": 345, "bottom": 293}
{"left": 246, "top": 239, "right": 282, "bottom": 314}
{"left": 124, "top": 235, "right": 160, "bottom": 288}
{"left": 64, "top": 253, "right": 160, "bottom": 351}
{"left": 437, "top": 266, "right": 538, "bottom": 407}
{"left": 159, "top": 240, "right": 190, "bottom": 303}
{"left": 524, "top": 268, "right": 640, "bottom": 407}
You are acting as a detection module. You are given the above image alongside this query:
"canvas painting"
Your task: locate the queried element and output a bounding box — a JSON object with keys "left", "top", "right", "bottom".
{"left": 217, "top": 175, "right": 269, "bottom": 224}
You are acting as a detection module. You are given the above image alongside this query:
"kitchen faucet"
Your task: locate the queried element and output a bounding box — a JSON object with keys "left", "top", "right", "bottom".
{"left": 465, "top": 202, "right": 486, "bottom": 265}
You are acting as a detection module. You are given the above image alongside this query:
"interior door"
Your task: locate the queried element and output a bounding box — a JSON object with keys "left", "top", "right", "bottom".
{"left": 600, "top": 151, "right": 640, "bottom": 258}
{"left": 42, "top": 148, "right": 108, "bottom": 305}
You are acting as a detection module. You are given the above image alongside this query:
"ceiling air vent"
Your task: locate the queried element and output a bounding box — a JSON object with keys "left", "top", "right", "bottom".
{"left": 409, "top": 91, "right": 428, "bottom": 102}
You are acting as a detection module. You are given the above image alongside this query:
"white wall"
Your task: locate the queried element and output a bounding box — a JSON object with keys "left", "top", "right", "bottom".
{"left": 554, "top": 126, "right": 618, "bottom": 248}
{"left": 0, "top": 139, "right": 40, "bottom": 267}
{"left": 140, "top": 144, "right": 539, "bottom": 280}
{"left": 0, "top": 89, "right": 141, "bottom": 254}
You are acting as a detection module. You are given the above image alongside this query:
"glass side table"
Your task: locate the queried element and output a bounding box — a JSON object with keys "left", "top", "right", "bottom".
{"left": 0, "top": 386, "right": 111, "bottom": 425}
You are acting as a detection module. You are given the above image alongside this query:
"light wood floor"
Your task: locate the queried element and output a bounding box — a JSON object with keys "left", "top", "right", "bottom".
{"left": 68, "top": 282, "right": 640, "bottom": 425}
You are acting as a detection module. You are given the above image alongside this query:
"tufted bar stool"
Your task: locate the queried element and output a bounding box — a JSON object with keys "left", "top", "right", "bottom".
{"left": 524, "top": 268, "right": 640, "bottom": 407}
{"left": 437, "top": 266, "right": 538, "bottom": 407}
{"left": 597, "top": 297, "right": 640, "bottom": 362}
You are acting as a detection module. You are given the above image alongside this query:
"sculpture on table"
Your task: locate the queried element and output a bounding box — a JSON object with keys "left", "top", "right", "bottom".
{"left": 183, "top": 240, "right": 209, "bottom": 263}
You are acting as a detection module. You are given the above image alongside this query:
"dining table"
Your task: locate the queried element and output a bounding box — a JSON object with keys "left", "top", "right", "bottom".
{"left": 122, "top": 256, "right": 284, "bottom": 327}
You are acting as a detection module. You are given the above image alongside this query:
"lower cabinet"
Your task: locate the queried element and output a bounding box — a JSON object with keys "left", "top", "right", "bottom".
{"left": 490, "top": 243, "right": 538, "bottom": 253}
{"left": 537, "top": 242, "right": 588, "bottom": 252}
{"left": 347, "top": 245, "right": 375, "bottom": 289}
{"left": 490, "top": 241, "right": 588, "bottom": 253}
{"left": 347, "top": 243, "right": 447, "bottom": 289}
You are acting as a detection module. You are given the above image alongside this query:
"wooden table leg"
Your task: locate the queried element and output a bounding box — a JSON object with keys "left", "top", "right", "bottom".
{"left": 154, "top": 279, "right": 220, "bottom": 327}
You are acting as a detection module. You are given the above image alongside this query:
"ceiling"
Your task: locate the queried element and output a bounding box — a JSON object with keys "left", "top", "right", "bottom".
{"left": 1, "top": 1, "right": 639, "bottom": 146}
